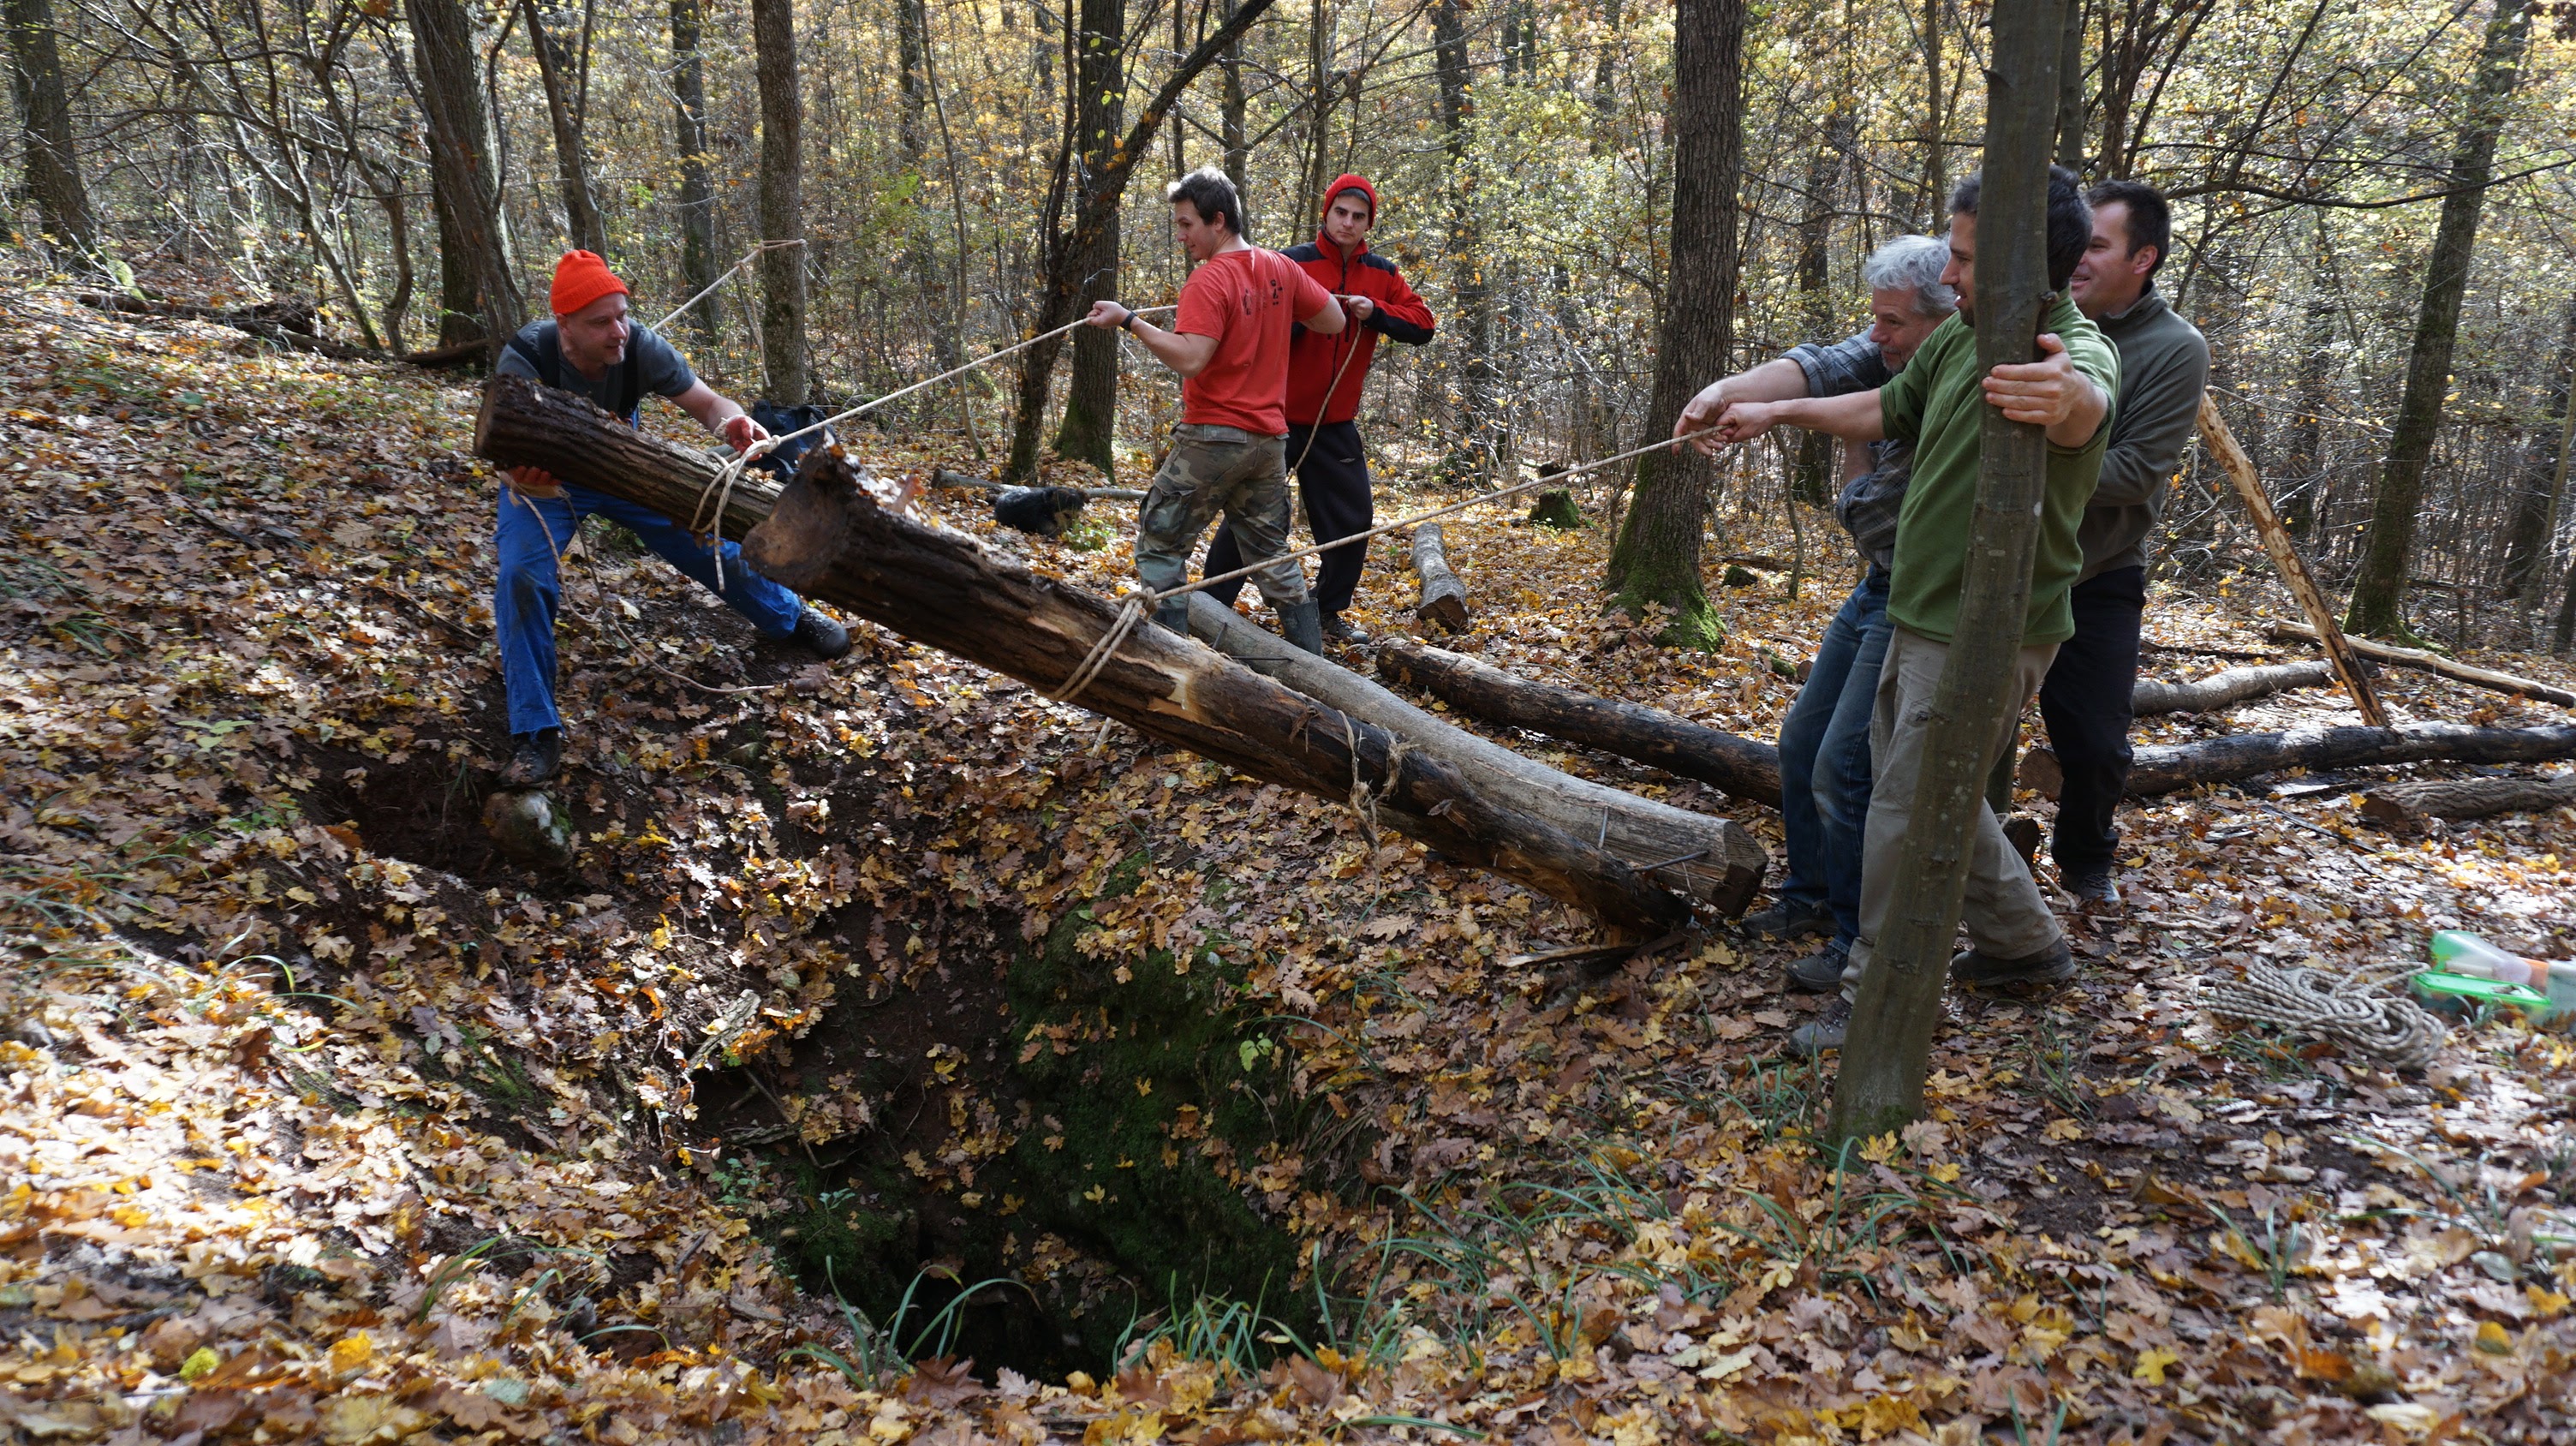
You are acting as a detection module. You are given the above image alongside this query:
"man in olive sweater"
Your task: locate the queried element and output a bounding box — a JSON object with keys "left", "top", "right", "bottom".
{"left": 2039, "top": 181, "right": 2212, "bottom": 905}
{"left": 1708, "top": 167, "right": 2118, "bottom": 1053}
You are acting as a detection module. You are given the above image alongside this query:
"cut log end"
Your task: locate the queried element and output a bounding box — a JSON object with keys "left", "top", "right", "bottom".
{"left": 1411, "top": 523, "right": 1472, "bottom": 633}
{"left": 2359, "top": 774, "right": 2576, "bottom": 825}
{"left": 742, "top": 449, "right": 868, "bottom": 591}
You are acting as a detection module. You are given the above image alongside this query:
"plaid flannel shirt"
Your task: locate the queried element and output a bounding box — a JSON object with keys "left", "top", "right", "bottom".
{"left": 1786, "top": 330, "right": 1914, "bottom": 570}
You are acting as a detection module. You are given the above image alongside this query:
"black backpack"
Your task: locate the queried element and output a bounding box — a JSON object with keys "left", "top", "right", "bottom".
{"left": 748, "top": 401, "right": 832, "bottom": 480}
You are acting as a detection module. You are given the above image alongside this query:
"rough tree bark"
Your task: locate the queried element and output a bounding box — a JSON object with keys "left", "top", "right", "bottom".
{"left": 1376, "top": 638, "right": 1783, "bottom": 804}
{"left": 751, "top": 0, "right": 809, "bottom": 404}
{"left": 1430, "top": 0, "right": 1500, "bottom": 481}
{"left": 408, "top": 0, "right": 522, "bottom": 344}
{"left": 2, "top": 0, "right": 95, "bottom": 253}
{"left": 474, "top": 376, "right": 1693, "bottom": 935}
{"left": 670, "top": 0, "right": 722, "bottom": 351}
{"left": 1832, "top": 0, "right": 2066, "bottom": 1143}
{"left": 1412, "top": 524, "right": 1470, "bottom": 631}
{"left": 1601, "top": 0, "right": 1741, "bottom": 648}
{"left": 2346, "top": 0, "right": 2531, "bottom": 638}
{"left": 2502, "top": 291, "right": 2576, "bottom": 603}
{"left": 1916, "top": 0, "right": 1944, "bottom": 225}
{"left": 2361, "top": 774, "right": 2576, "bottom": 826}
{"left": 1003, "top": 0, "right": 1275, "bottom": 479}
{"left": 1790, "top": 107, "right": 1850, "bottom": 507}
{"left": 522, "top": 0, "right": 605, "bottom": 255}
{"left": 1049, "top": 0, "right": 1126, "bottom": 476}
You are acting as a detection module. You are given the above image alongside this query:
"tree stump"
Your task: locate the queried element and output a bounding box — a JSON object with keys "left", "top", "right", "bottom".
{"left": 1411, "top": 523, "right": 1471, "bottom": 632}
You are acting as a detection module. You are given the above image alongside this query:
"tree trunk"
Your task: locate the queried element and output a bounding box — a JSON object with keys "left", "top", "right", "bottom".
{"left": 522, "top": 0, "right": 605, "bottom": 255}
{"left": 671, "top": 0, "right": 722, "bottom": 351}
{"left": 2130, "top": 660, "right": 2336, "bottom": 715}
{"left": 750, "top": 0, "right": 809, "bottom": 405}
{"left": 2020, "top": 722, "right": 2576, "bottom": 798}
{"left": 2280, "top": 217, "right": 2336, "bottom": 536}
{"left": 1377, "top": 637, "right": 1784, "bottom": 804}
{"left": 408, "top": 0, "right": 522, "bottom": 344}
{"left": 2361, "top": 774, "right": 2576, "bottom": 826}
{"left": 1189, "top": 599, "right": 1765, "bottom": 914}
{"left": 1220, "top": 0, "right": 1249, "bottom": 193}
{"left": 1831, "top": 0, "right": 2066, "bottom": 1144}
{"left": 1917, "top": 0, "right": 1944, "bottom": 224}
{"left": 474, "top": 376, "right": 1694, "bottom": 935}
{"left": 1601, "top": 0, "right": 1741, "bottom": 648}
{"left": 2265, "top": 622, "right": 2576, "bottom": 708}
{"left": 1049, "top": 0, "right": 1126, "bottom": 476}
{"left": 1431, "top": 0, "right": 1500, "bottom": 481}
{"left": 1004, "top": 0, "right": 1276, "bottom": 480}
{"left": 1412, "top": 524, "right": 1471, "bottom": 631}
{"left": 2502, "top": 291, "right": 2576, "bottom": 602}
{"left": 2053, "top": 0, "right": 2085, "bottom": 170}
{"left": 1790, "top": 109, "right": 1847, "bottom": 507}
{"left": 2, "top": 0, "right": 95, "bottom": 253}
{"left": 2345, "top": 0, "right": 2530, "bottom": 638}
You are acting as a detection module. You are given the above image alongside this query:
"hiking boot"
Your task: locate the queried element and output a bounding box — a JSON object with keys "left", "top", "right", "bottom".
{"left": 1949, "top": 939, "right": 2078, "bottom": 989}
{"left": 1738, "top": 899, "right": 1832, "bottom": 942}
{"left": 1786, "top": 996, "right": 1852, "bottom": 1056}
{"left": 2061, "top": 866, "right": 2120, "bottom": 910}
{"left": 2001, "top": 814, "right": 2044, "bottom": 870}
{"left": 1320, "top": 612, "right": 1369, "bottom": 643}
{"left": 1785, "top": 941, "right": 1851, "bottom": 994}
{"left": 502, "top": 728, "right": 563, "bottom": 788}
{"left": 1278, "top": 598, "right": 1325, "bottom": 655}
{"left": 790, "top": 607, "right": 853, "bottom": 660}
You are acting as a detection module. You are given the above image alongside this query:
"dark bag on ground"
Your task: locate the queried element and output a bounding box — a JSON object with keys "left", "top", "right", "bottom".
{"left": 748, "top": 402, "right": 832, "bottom": 480}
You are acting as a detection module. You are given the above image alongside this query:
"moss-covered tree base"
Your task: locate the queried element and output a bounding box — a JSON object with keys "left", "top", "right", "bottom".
{"left": 1526, "top": 488, "right": 1584, "bottom": 529}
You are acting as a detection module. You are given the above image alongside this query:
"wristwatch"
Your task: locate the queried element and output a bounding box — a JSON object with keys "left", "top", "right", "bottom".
{"left": 1121, "top": 309, "right": 1142, "bottom": 334}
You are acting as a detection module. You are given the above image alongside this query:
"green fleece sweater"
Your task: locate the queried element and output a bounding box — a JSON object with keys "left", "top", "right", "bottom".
{"left": 2076, "top": 287, "right": 2212, "bottom": 581}
{"left": 1879, "top": 296, "right": 2120, "bottom": 647}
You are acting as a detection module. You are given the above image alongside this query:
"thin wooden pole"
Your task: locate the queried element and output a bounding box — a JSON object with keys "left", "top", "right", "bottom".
{"left": 2195, "top": 393, "right": 2391, "bottom": 727}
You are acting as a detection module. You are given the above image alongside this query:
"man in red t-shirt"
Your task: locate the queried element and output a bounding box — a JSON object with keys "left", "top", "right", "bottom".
{"left": 1086, "top": 167, "right": 1345, "bottom": 652}
{"left": 1203, "top": 174, "right": 1436, "bottom": 642}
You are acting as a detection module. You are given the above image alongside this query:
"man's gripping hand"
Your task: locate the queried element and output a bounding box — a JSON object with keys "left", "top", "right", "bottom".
{"left": 721, "top": 413, "right": 770, "bottom": 455}
{"left": 1083, "top": 300, "right": 1134, "bottom": 330}
{"left": 1983, "top": 332, "right": 2089, "bottom": 429}
{"left": 1708, "top": 401, "right": 1781, "bottom": 446}
{"left": 1335, "top": 294, "right": 1376, "bottom": 324}
{"left": 505, "top": 464, "right": 563, "bottom": 496}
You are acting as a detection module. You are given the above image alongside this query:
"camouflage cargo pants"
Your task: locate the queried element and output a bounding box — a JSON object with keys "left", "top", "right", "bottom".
{"left": 1134, "top": 424, "right": 1309, "bottom": 631}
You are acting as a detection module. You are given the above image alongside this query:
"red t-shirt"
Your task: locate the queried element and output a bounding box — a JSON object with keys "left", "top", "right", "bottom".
{"left": 1173, "top": 247, "right": 1336, "bottom": 435}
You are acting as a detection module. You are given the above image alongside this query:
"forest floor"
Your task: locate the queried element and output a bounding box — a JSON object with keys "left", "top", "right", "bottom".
{"left": 3, "top": 278, "right": 2573, "bottom": 1446}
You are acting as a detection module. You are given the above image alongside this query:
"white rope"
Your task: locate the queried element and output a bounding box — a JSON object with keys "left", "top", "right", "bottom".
{"left": 2206, "top": 962, "right": 2446, "bottom": 1071}
{"left": 652, "top": 240, "right": 805, "bottom": 333}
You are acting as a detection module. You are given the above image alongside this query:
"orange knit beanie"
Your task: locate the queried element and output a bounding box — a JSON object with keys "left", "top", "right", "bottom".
{"left": 550, "top": 250, "right": 629, "bottom": 317}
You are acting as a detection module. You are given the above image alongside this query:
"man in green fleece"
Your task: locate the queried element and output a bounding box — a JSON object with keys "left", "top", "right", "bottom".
{"left": 2037, "top": 180, "right": 2212, "bottom": 907}
{"left": 1707, "top": 165, "right": 2118, "bottom": 1052}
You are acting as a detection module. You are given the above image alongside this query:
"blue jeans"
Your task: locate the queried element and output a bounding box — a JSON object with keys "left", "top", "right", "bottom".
{"left": 1774, "top": 566, "right": 1892, "bottom": 947}
{"left": 494, "top": 482, "right": 806, "bottom": 735}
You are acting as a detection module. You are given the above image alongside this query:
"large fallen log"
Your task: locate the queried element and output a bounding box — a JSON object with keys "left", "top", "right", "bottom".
{"left": 2264, "top": 623, "right": 2576, "bottom": 709}
{"left": 1187, "top": 597, "right": 1763, "bottom": 913}
{"left": 2132, "top": 660, "right": 2337, "bottom": 716}
{"left": 474, "top": 376, "right": 1691, "bottom": 934}
{"left": 1375, "top": 638, "right": 1783, "bottom": 806}
{"left": 2360, "top": 774, "right": 2576, "bottom": 825}
{"left": 76, "top": 292, "right": 388, "bottom": 362}
{"left": 2018, "top": 722, "right": 2576, "bottom": 798}
{"left": 1411, "top": 523, "right": 1470, "bottom": 632}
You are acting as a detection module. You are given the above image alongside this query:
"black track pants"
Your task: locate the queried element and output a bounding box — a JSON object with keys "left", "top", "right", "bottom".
{"left": 1203, "top": 420, "right": 1374, "bottom": 616}
{"left": 2039, "top": 565, "right": 2146, "bottom": 878}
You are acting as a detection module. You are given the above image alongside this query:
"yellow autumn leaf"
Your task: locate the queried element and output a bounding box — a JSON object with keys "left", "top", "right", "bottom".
{"left": 2473, "top": 1320, "right": 2513, "bottom": 1355}
{"left": 2132, "top": 1345, "right": 2183, "bottom": 1383}
{"left": 328, "top": 1332, "right": 373, "bottom": 1373}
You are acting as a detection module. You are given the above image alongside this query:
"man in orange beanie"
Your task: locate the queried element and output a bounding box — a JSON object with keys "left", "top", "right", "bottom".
{"left": 492, "top": 250, "right": 850, "bottom": 786}
{"left": 1200, "top": 174, "right": 1434, "bottom": 642}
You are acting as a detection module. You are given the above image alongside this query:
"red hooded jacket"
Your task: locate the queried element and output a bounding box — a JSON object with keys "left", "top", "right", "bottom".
{"left": 1283, "top": 174, "right": 1437, "bottom": 427}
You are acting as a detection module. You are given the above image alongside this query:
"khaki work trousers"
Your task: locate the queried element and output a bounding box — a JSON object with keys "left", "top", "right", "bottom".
{"left": 1134, "top": 424, "right": 1309, "bottom": 630}
{"left": 1842, "top": 625, "right": 2064, "bottom": 996}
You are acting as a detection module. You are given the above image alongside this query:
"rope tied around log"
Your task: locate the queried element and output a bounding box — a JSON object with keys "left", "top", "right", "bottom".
{"left": 2206, "top": 961, "right": 2447, "bottom": 1071}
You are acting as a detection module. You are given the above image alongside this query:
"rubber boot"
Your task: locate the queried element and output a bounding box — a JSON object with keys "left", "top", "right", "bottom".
{"left": 1279, "top": 598, "right": 1325, "bottom": 655}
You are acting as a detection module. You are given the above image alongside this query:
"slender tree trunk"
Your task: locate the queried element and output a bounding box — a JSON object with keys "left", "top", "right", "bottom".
{"left": 2346, "top": 0, "right": 2531, "bottom": 638}
{"left": 522, "top": 0, "right": 605, "bottom": 254}
{"left": 408, "top": 0, "right": 522, "bottom": 343}
{"left": 2281, "top": 218, "right": 2336, "bottom": 536}
{"left": 1050, "top": 0, "right": 1126, "bottom": 475}
{"left": 2501, "top": 290, "right": 2576, "bottom": 601}
{"left": 1831, "top": 0, "right": 2066, "bottom": 1142}
{"left": 2054, "top": 0, "right": 2085, "bottom": 170}
{"left": 1432, "top": 0, "right": 1500, "bottom": 480}
{"left": 4, "top": 0, "right": 95, "bottom": 252}
{"left": 1220, "top": 0, "right": 1249, "bottom": 194}
{"left": 1600, "top": 0, "right": 1741, "bottom": 647}
{"left": 1917, "top": 0, "right": 1943, "bottom": 224}
{"left": 1790, "top": 107, "right": 1847, "bottom": 507}
{"left": 750, "top": 0, "right": 808, "bottom": 404}
{"left": 670, "top": 0, "right": 721, "bottom": 351}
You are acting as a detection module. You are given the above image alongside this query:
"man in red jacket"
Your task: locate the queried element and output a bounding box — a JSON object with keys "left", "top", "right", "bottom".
{"left": 1202, "top": 173, "right": 1436, "bottom": 642}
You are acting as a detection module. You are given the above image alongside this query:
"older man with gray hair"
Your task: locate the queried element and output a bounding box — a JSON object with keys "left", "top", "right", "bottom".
{"left": 1673, "top": 234, "right": 1958, "bottom": 989}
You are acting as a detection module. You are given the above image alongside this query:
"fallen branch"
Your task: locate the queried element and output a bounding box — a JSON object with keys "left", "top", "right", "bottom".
{"left": 401, "top": 338, "right": 494, "bottom": 369}
{"left": 1376, "top": 638, "right": 1783, "bottom": 805}
{"left": 475, "top": 376, "right": 1692, "bottom": 934}
{"left": 2132, "top": 660, "right": 2338, "bottom": 715}
{"left": 2265, "top": 623, "right": 2576, "bottom": 708}
{"left": 1189, "top": 597, "right": 1763, "bottom": 913}
{"left": 1411, "top": 523, "right": 1470, "bottom": 632}
{"left": 2018, "top": 722, "right": 2576, "bottom": 797}
{"left": 932, "top": 468, "right": 1144, "bottom": 501}
{"left": 76, "top": 292, "right": 387, "bottom": 362}
{"left": 2359, "top": 774, "right": 2576, "bottom": 825}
